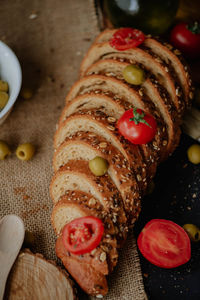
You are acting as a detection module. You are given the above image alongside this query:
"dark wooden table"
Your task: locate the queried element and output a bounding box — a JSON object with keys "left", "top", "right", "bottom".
{"left": 134, "top": 134, "right": 200, "bottom": 300}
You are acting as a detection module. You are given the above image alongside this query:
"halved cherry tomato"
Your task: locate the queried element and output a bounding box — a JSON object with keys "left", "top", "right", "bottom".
{"left": 117, "top": 108, "right": 157, "bottom": 144}
{"left": 62, "top": 216, "right": 104, "bottom": 255}
{"left": 110, "top": 28, "right": 145, "bottom": 51}
{"left": 137, "top": 219, "right": 191, "bottom": 269}
{"left": 170, "top": 21, "right": 200, "bottom": 59}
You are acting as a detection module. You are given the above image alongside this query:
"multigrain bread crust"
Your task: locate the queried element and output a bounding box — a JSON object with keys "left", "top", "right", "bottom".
{"left": 60, "top": 92, "right": 169, "bottom": 162}
{"left": 51, "top": 29, "right": 193, "bottom": 297}
{"left": 84, "top": 59, "right": 180, "bottom": 157}
{"left": 65, "top": 74, "right": 148, "bottom": 108}
{"left": 56, "top": 108, "right": 161, "bottom": 181}
{"left": 53, "top": 132, "right": 141, "bottom": 224}
{"left": 52, "top": 192, "right": 118, "bottom": 272}
{"left": 93, "top": 28, "right": 194, "bottom": 106}
{"left": 56, "top": 237, "right": 108, "bottom": 297}
{"left": 80, "top": 41, "right": 185, "bottom": 116}
{"left": 50, "top": 160, "right": 128, "bottom": 245}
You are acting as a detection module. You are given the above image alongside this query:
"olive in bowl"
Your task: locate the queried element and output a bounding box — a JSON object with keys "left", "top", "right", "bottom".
{"left": 0, "top": 41, "right": 22, "bottom": 125}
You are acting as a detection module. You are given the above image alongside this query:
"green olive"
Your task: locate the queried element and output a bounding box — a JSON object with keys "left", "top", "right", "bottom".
{"left": 183, "top": 224, "right": 200, "bottom": 242}
{"left": 0, "top": 141, "right": 11, "bottom": 160}
{"left": 187, "top": 144, "right": 200, "bottom": 164}
{"left": 0, "top": 91, "right": 9, "bottom": 110}
{"left": 89, "top": 156, "right": 108, "bottom": 176}
{"left": 23, "top": 230, "right": 35, "bottom": 247}
{"left": 0, "top": 80, "right": 8, "bottom": 92}
{"left": 123, "top": 65, "right": 145, "bottom": 85}
{"left": 20, "top": 87, "right": 33, "bottom": 100}
{"left": 16, "top": 143, "right": 35, "bottom": 161}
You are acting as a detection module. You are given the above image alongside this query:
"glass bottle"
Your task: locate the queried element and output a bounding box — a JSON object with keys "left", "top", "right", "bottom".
{"left": 103, "top": 0, "right": 179, "bottom": 35}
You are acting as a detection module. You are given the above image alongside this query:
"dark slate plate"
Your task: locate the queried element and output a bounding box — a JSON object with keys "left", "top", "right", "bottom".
{"left": 134, "top": 133, "right": 200, "bottom": 300}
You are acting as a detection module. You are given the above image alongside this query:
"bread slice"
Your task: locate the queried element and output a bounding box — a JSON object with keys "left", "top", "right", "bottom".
{"left": 80, "top": 41, "right": 184, "bottom": 115}
{"left": 65, "top": 74, "right": 147, "bottom": 110}
{"left": 50, "top": 160, "right": 128, "bottom": 244}
{"left": 53, "top": 131, "right": 141, "bottom": 225}
{"left": 52, "top": 192, "right": 118, "bottom": 272}
{"left": 60, "top": 93, "right": 125, "bottom": 125}
{"left": 94, "top": 28, "right": 193, "bottom": 107}
{"left": 56, "top": 236, "right": 108, "bottom": 297}
{"left": 85, "top": 59, "right": 180, "bottom": 157}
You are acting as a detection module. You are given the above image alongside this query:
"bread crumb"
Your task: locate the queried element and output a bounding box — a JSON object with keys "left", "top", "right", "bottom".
{"left": 29, "top": 13, "right": 38, "bottom": 20}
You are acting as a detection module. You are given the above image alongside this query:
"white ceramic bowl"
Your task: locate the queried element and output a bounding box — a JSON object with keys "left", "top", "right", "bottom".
{"left": 0, "top": 41, "right": 22, "bottom": 125}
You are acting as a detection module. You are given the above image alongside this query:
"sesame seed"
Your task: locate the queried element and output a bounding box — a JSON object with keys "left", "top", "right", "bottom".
{"left": 174, "top": 49, "right": 181, "bottom": 55}
{"left": 139, "top": 89, "right": 143, "bottom": 96}
{"left": 162, "top": 140, "right": 167, "bottom": 146}
{"left": 176, "top": 87, "right": 181, "bottom": 96}
{"left": 166, "top": 43, "right": 173, "bottom": 50}
{"left": 99, "top": 142, "right": 107, "bottom": 148}
{"left": 155, "top": 57, "right": 162, "bottom": 63}
{"left": 99, "top": 252, "right": 107, "bottom": 262}
{"left": 121, "top": 178, "right": 127, "bottom": 182}
{"left": 137, "top": 174, "right": 142, "bottom": 182}
{"left": 107, "top": 125, "right": 115, "bottom": 131}
{"left": 88, "top": 198, "right": 97, "bottom": 206}
{"left": 107, "top": 116, "right": 116, "bottom": 123}
{"left": 189, "top": 91, "right": 194, "bottom": 99}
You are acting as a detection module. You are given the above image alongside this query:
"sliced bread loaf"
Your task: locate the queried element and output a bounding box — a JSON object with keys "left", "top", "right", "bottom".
{"left": 50, "top": 160, "right": 128, "bottom": 244}
{"left": 93, "top": 28, "right": 193, "bottom": 107}
{"left": 85, "top": 59, "right": 180, "bottom": 157}
{"left": 54, "top": 111, "right": 149, "bottom": 189}
{"left": 53, "top": 132, "right": 141, "bottom": 225}
{"left": 80, "top": 42, "right": 184, "bottom": 115}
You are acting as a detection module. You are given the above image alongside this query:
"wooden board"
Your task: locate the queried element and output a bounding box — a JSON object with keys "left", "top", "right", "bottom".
{"left": 5, "top": 250, "right": 77, "bottom": 300}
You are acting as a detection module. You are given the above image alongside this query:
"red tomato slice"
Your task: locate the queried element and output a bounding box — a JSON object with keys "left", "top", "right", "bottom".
{"left": 117, "top": 108, "right": 157, "bottom": 144}
{"left": 110, "top": 28, "right": 145, "bottom": 51}
{"left": 137, "top": 219, "right": 191, "bottom": 268}
{"left": 62, "top": 216, "right": 104, "bottom": 255}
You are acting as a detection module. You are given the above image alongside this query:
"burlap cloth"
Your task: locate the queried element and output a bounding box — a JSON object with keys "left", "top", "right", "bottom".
{"left": 0, "top": 1, "right": 146, "bottom": 299}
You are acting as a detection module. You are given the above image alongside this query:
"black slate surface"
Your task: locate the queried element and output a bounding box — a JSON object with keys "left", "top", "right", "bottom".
{"left": 134, "top": 133, "right": 200, "bottom": 300}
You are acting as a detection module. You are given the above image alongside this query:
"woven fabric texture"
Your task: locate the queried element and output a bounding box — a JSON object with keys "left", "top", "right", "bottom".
{"left": 0, "top": 1, "right": 146, "bottom": 299}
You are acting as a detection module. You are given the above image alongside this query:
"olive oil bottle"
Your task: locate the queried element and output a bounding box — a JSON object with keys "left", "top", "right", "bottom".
{"left": 103, "top": 0, "right": 179, "bottom": 35}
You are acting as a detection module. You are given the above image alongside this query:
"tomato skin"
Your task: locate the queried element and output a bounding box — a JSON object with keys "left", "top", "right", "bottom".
{"left": 170, "top": 22, "right": 200, "bottom": 59}
{"left": 137, "top": 219, "right": 191, "bottom": 269}
{"left": 62, "top": 216, "right": 104, "bottom": 255}
{"left": 110, "top": 28, "right": 145, "bottom": 51}
{"left": 117, "top": 108, "right": 157, "bottom": 144}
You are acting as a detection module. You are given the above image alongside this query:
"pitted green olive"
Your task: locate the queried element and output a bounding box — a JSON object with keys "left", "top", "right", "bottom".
{"left": 0, "top": 91, "right": 9, "bottom": 110}
{"left": 187, "top": 144, "right": 200, "bottom": 164}
{"left": 123, "top": 65, "right": 145, "bottom": 85}
{"left": 183, "top": 224, "right": 200, "bottom": 242}
{"left": 89, "top": 156, "right": 108, "bottom": 176}
{"left": 0, "top": 80, "right": 8, "bottom": 92}
{"left": 16, "top": 143, "right": 35, "bottom": 161}
{"left": 0, "top": 141, "right": 11, "bottom": 160}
